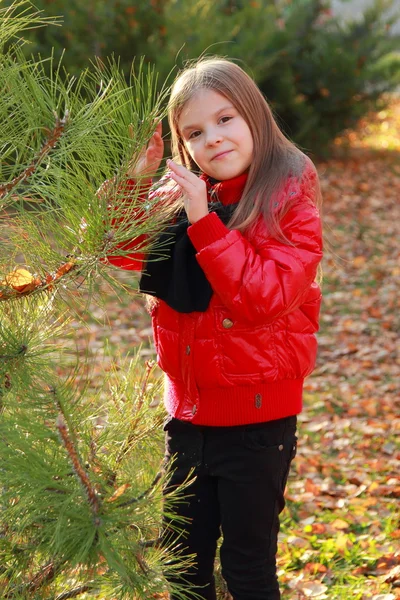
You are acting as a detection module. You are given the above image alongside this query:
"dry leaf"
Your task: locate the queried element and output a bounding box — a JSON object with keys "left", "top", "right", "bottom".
{"left": 2, "top": 268, "right": 37, "bottom": 292}
{"left": 106, "top": 483, "right": 131, "bottom": 503}
{"left": 299, "top": 581, "right": 328, "bottom": 597}
{"left": 331, "top": 518, "right": 349, "bottom": 530}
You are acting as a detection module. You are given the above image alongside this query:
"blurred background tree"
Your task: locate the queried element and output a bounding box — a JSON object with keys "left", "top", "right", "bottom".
{"left": 5, "top": 0, "right": 167, "bottom": 76}
{"left": 4, "top": 0, "right": 400, "bottom": 156}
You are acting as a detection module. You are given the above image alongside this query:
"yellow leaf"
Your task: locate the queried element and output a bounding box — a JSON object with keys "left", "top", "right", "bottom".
{"left": 331, "top": 518, "right": 349, "bottom": 530}
{"left": 3, "top": 268, "right": 33, "bottom": 285}
{"left": 2, "top": 268, "right": 37, "bottom": 292}
{"left": 336, "top": 532, "right": 352, "bottom": 551}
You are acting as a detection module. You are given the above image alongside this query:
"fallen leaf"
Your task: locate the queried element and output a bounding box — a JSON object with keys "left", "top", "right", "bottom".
{"left": 331, "top": 519, "right": 349, "bottom": 531}
{"left": 299, "top": 581, "right": 328, "bottom": 597}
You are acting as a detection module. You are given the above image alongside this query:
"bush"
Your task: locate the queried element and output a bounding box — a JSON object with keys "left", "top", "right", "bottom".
{"left": 255, "top": 0, "right": 400, "bottom": 154}
{"left": 157, "top": 0, "right": 400, "bottom": 155}
{"left": 3, "top": 0, "right": 166, "bottom": 76}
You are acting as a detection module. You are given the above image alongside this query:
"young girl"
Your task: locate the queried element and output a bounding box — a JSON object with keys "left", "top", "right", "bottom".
{"left": 107, "top": 58, "right": 323, "bottom": 600}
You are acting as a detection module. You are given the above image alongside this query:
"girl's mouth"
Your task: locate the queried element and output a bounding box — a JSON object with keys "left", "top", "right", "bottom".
{"left": 212, "top": 150, "right": 232, "bottom": 161}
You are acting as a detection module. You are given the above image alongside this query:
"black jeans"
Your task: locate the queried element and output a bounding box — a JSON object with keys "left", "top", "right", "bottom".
{"left": 162, "top": 415, "right": 297, "bottom": 600}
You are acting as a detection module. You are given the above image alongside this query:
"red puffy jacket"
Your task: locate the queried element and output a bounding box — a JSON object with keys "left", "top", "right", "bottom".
{"left": 108, "top": 161, "right": 323, "bottom": 426}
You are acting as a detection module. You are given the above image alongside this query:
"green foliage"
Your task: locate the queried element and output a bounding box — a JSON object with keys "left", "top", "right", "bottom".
{"left": 154, "top": 0, "right": 279, "bottom": 80}
{"left": 0, "top": 3, "right": 192, "bottom": 598}
{"left": 13, "top": 0, "right": 400, "bottom": 156}
{"left": 1, "top": 0, "right": 166, "bottom": 76}
{"left": 0, "top": 334, "right": 189, "bottom": 599}
{"left": 3, "top": 0, "right": 400, "bottom": 154}
{"left": 156, "top": 0, "right": 400, "bottom": 154}
{"left": 255, "top": 0, "right": 400, "bottom": 153}
{"left": 0, "top": 3, "right": 172, "bottom": 282}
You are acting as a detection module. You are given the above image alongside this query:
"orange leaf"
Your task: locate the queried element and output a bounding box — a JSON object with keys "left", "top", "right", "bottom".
{"left": 106, "top": 483, "right": 130, "bottom": 503}
{"left": 55, "top": 260, "right": 75, "bottom": 279}
{"left": 391, "top": 530, "right": 400, "bottom": 539}
{"left": 353, "top": 256, "right": 366, "bottom": 268}
{"left": 305, "top": 479, "right": 321, "bottom": 495}
{"left": 351, "top": 565, "right": 369, "bottom": 576}
{"left": 311, "top": 523, "right": 327, "bottom": 534}
{"left": 304, "top": 562, "right": 327, "bottom": 574}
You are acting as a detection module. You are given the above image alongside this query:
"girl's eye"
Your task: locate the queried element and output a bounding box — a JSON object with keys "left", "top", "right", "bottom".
{"left": 220, "top": 116, "right": 232, "bottom": 124}
{"left": 188, "top": 130, "right": 201, "bottom": 140}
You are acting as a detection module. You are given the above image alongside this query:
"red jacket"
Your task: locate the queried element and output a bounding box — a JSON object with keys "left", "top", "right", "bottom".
{"left": 108, "top": 161, "right": 323, "bottom": 426}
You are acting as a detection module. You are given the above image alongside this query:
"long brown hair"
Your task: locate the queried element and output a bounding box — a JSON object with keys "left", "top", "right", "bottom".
{"left": 167, "top": 57, "right": 320, "bottom": 240}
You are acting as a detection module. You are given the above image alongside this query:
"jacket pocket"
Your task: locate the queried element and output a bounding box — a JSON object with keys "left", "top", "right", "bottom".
{"left": 214, "top": 308, "right": 278, "bottom": 379}
{"left": 241, "top": 426, "right": 297, "bottom": 493}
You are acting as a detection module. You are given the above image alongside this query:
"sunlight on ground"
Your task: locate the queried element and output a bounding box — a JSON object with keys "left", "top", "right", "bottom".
{"left": 334, "top": 95, "right": 400, "bottom": 153}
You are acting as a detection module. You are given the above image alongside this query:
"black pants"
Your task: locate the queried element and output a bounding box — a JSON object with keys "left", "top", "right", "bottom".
{"left": 162, "top": 415, "right": 297, "bottom": 600}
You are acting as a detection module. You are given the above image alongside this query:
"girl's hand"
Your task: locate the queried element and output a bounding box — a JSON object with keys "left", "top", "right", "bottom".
{"left": 166, "top": 159, "right": 209, "bottom": 224}
{"left": 127, "top": 121, "right": 164, "bottom": 178}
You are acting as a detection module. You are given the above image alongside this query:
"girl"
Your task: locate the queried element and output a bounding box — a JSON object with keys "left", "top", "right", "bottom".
{"left": 107, "top": 58, "right": 323, "bottom": 600}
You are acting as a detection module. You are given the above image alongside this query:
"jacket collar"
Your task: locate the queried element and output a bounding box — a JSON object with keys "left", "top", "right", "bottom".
{"left": 200, "top": 171, "right": 248, "bottom": 206}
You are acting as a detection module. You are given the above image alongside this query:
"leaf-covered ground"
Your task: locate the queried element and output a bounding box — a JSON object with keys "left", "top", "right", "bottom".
{"left": 69, "top": 98, "right": 400, "bottom": 599}
{"left": 277, "top": 100, "right": 400, "bottom": 599}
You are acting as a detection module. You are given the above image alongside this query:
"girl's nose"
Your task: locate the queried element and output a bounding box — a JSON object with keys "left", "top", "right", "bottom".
{"left": 205, "top": 128, "right": 222, "bottom": 146}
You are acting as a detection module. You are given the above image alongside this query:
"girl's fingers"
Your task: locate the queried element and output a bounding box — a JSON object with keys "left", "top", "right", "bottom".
{"left": 168, "top": 171, "right": 190, "bottom": 189}
{"left": 155, "top": 121, "right": 162, "bottom": 136}
{"left": 168, "top": 168, "right": 195, "bottom": 187}
{"left": 167, "top": 160, "right": 195, "bottom": 181}
{"left": 167, "top": 159, "right": 185, "bottom": 171}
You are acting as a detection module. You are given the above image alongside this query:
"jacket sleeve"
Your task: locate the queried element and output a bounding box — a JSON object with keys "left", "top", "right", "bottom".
{"left": 102, "top": 173, "right": 176, "bottom": 271}
{"left": 100, "top": 177, "right": 151, "bottom": 271}
{"left": 187, "top": 174, "right": 323, "bottom": 326}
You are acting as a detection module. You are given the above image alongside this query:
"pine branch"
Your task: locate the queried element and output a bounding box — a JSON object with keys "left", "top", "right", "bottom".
{"left": 134, "top": 551, "right": 150, "bottom": 576}
{"left": 0, "top": 260, "right": 77, "bottom": 301}
{"left": 111, "top": 359, "right": 156, "bottom": 481}
{"left": 117, "top": 471, "right": 162, "bottom": 509}
{"left": 0, "top": 1, "right": 61, "bottom": 48}
{"left": 28, "top": 561, "right": 56, "bottom": 593}
{"left": 0, "top": 11, "right": 175, "bottom": 594}
{"left": 140, "top": 537, "right": 162, "bottom": 549}
{"left": 56, "top": 413, "right": 101, "bottom": 519}
{"left": 0, "top": 343, "right": 27, "bottom": 360}
{"left": 54, "top": 584, "right": 95, "bottom": 600}
{"left": 0, "top": 111, "right": 69, "bottom": 200}
{"left": 4, "top": 560, "right": 63, "bottom": 599}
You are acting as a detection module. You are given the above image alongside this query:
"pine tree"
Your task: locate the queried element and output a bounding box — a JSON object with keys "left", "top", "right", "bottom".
{"left": 0, "top": 2, "right": 189, "bottom": 598}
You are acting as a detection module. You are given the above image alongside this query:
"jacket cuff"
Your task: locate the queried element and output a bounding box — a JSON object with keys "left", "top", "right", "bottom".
{"left": 188, "top": 211, "right": 230, "bottom": 251}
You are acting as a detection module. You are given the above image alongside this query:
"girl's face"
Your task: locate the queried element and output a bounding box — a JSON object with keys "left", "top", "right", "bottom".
{"left": 178, "top": 88, "right": 254, "bottom": 181}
